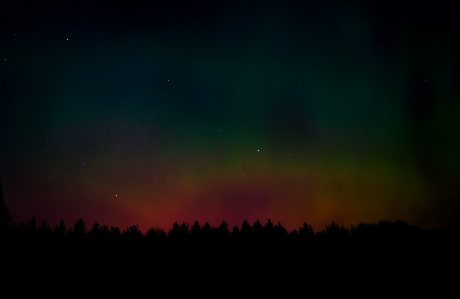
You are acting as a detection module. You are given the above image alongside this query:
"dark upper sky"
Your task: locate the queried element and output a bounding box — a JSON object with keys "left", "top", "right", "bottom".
{"left": 1, "top": 0, "right": 459, "bottom": 231}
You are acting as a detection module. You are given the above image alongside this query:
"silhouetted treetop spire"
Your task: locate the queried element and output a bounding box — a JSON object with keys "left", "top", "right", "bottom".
{"left": 0, "top": 178, "right": 4, "bottom": 207}
{"left": 1, "top": 178, "right": 12, "bottom": 235}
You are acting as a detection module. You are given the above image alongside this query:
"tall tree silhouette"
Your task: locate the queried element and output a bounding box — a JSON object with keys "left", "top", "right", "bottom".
{"left": 1, "top": 178, "right": 12, "bottom": 237}
{"left": 323, "top": 221, "right": 348, "bottom": 238}
{"left": 37, "top": 220, "right": 52, "bottom": 240}
{"left": 190, "top": 220, "right": 202, "bottom": 239}
{"left": 53, "top": 220, "right": 66, "bottom": 240}
{"left": 218, "top": 220, "right": 230, "bottom": 237}
{"left": 265, "top": 219, "right": 274, "bottom": 231}
{"left": 299, "top": 222, "right": 315, "bottom": 239}
{"left": 168, "top": 221, "right": 180, "bottom": 239}
{"left": 265, "top": 219, "right": 274, "bottom": 238}
{"left": 168, "top": 221, "right": 189, "bottom": 240}
{"left": 99, "top": 225, "right": 111, "bottom": 241}
{"left": 202, "top": 221, "right": 214, "bottom": 239}
{"left": 26, "top": 215, "right": 37, "bottom": 240}
{"left": 289, "top": 229, "right": 300, "bottom": 239}
{"left": 274, "top": 221, "right": 288, "bottom": 239}
{"left": 253, "top": 219, "right": 264, "bottom": 238}
{"left": 88, "top": 222, "right": 102, "bottom": 241}
{"left": 231, "top": 225, "right": 240, "bottom": 239}
{"left": 241, "top": 219, "right": 253, "bottom": 239}
{"left": 109, "top": 226, "right": 121, "bottom": 240}
{"left": 72, "top": 218, "right": 87, "bottom": 241}
{"left": 123, "top": 225, "right": 143, "bottom": 241}
{"left": 350, "top": 222, "right": 378, "bottom": 239}
{"left": 145, "top": 227, "right": 166, "bottom": 241}
{"left": 178, "top": 222, "right": 189, "bottom": 239}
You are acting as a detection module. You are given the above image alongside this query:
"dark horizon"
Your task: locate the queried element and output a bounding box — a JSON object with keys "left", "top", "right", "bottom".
{"left": 2, "top": 176, "right": 458, "bottom": 235}
{"left": 3, "top": 202, "right": 445, "bottom": 241}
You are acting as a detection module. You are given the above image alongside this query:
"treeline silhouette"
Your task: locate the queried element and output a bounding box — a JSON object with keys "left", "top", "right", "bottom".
{"left": 2, "top": 177, "right": 455, "bottom": 246}
{"left": 2, "top": 213, "right": 445, "bottom": 244}
{"left": 2, "top": 179, "right": 457, "bottom": 288}
{"left": 4, "top": 211, "right": 456, "bottom": 272}
{"left": 2, "top": 216, "right": 455, "bottom": 290}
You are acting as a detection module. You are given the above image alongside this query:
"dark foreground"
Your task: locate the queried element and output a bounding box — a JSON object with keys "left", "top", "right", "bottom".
{"left": 4, "top": 232, "right": 457, "bottom": 295}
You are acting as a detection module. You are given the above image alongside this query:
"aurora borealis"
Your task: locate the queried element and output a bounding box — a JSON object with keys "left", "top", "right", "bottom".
{"left": 1, "top": 1, "right": 459, "bottom": 232}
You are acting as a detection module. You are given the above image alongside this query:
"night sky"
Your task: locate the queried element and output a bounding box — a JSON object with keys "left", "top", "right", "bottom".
{"left": 1, "top": 1, "right": 459, "bottom": 231}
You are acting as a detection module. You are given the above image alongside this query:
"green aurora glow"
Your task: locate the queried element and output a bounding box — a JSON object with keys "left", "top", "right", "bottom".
{"left": 1, "top": 1, "right": 459, "bottom": 231}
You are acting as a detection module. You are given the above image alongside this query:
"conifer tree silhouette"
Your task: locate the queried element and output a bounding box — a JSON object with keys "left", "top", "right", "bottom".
{"left": 202, "top": 221, "right": 213, "bottom": 239}
{"left": 72, "top": 218, "right": 87, "bottom": 240}
{"left": 109, "top": 226, "right": 121, "bottom": 240}
{"left": 299, "top": 222, "right": 315, "bottom": 239}
{"left": 88, "top": 222, "right": 102, "bottom": 241}
{"left": 168, "top": 221, "right": 180, "bottom": 239}
{"left": 179, "top": 222, "right": 189, "bottom": 238}
{"left": 190, "top": 220, "right": 202, "bottom": 239}
{"left": 1, "top": 178, "right": 12, "bottom": 238}
{"left": 323, "top": 221, "right": 348, "bottom": 238}
{"left": 289, "top": 229, "right": 300, "bottom": 239}
{"left": 231, "top": 225, "right": 240, "bottom": 237}
{"left": 253, "top": 219, "right": 264, "bottom": 238}
{"left": 241, "top": 219, "right": 253, "bottom": 239}
{"left": 265, "top": 219, "right": 274, "bottom": 231}
{"left": 37, "top": 220, "right": 52, "bottom": 240}
{"left": 53, "top": 220, "right": 66, "bottom": 240}
{"left": 274, "top": 221, "right": 288, "bottom": 239}
{"left": 145, "top": 227, "right": 166, "bottom": 241}
{"left": 26, "top": 215, "right": 37, "bottom": 240}
{"left": 264, "top": 219, "right": 274, "bottom": 239}
{"left": 123, "top": 225, "right": 143, "bottom": 241}
{"left": 218, "top": 220, "right": 229, "bottom": 237}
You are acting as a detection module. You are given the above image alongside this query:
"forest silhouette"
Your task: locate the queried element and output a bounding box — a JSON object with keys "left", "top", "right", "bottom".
{"left": 2, "top": 176, "right": 457, "bottom": 247}
{"left": 2, "top": 177, "right": 457, "bottom": 286}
